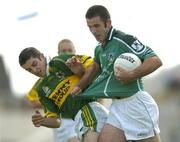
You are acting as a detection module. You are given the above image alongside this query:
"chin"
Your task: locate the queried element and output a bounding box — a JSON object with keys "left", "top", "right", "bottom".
{"left": 96, "top": 38, "right": 102, "bottom": 43}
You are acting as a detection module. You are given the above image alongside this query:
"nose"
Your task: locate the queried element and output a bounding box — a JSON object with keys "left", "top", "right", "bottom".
{"left": 90, "top": 27, "right": 97, "bottom": 34}
{"left": 31, "top": 67, "right": 38, "bottom": 74}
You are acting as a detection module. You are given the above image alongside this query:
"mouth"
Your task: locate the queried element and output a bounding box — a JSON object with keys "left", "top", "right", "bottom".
{"left": 95, "top": 35, "right": 101, "bottom": 40}
{"left": 95, "top": 35, "right": 103, "bottom": 42}
{"left": 37, "top": 69, "right": 42, "bottom": 76}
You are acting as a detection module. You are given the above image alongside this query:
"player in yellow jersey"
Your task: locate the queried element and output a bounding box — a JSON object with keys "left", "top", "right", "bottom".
{"left": 27, "top": 39, "right": 80, "bottom": 142}
{"left": 20, "top": 45, "right": 108, "bottom": 142}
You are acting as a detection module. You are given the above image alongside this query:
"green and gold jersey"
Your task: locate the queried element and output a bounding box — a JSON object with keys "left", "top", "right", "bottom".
{"left": 82, "top": 27, "right": 156, "bottom": 98}
{"left": 28, "top": 53, "right": 94, "bottom": 119}
{"left": 48, "top": 53, "right": 93, "bottom": 77}
{"left": 27, "top": 79, "right": 40, "bottom": 102}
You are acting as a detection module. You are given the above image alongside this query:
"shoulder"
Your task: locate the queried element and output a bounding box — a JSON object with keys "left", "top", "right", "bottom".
{"left": 94, "top": 43, "right": 102, "bottom": 53}
{"left": 49, "top": 55, "right": 68, "bottom": 70}
{"left": 27, "top": 78, "right": 42, "bottom": 101}
{"left": 74, "top": 55, "right": 92, "bottom": 63}
{"left": 74, "top": 54, "right": 94, "bottom": 69}
{"left": 51, "top": 54, "right": 74, "bottom": 62}
{"left": 113, "top": 29, "right": 136, "bottom": 45}
{"left": 113, "top": 29, "right": 147, "bottom": 54}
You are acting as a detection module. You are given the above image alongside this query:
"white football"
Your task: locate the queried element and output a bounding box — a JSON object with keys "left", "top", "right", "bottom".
{"left": 114, "top": 53, "right": 142, "bottom": 72}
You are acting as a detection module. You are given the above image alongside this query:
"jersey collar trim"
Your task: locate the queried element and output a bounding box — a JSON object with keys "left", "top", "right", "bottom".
{"left": 102, "top": 27, "right": 114, "bottom": 48}
{"left": 108, "top": 27, "right": 114, "bottom": 41}
{"left": 45, "top": 56, "right": 51, "bottom": 76}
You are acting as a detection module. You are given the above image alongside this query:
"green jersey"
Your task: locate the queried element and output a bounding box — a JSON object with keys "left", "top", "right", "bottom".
{"left": 82, "top": 27, "right": 156, "bottom": 98}
{"left": 33, "top": 53, "right": 94, "bottom": 119}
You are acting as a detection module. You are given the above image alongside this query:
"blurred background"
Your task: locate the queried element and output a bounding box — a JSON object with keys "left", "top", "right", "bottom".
{"left": 0, "top": 0, "right": 180, "bottom": 142}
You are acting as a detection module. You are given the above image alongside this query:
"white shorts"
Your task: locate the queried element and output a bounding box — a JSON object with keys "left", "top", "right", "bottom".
{"left": 74, "top": 102, "right": 109, "bottom": 140}
{"left": 53, "top": 118, "right": 77, "bottom": 142}
{"left": 106, "top": 91, "right": 160, "bottom": 141}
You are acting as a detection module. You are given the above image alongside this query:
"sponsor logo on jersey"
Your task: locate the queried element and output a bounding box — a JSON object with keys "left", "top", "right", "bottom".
{"left": 49, "top": 79, "right": 71, "bottom": 107}
{"left": 131, "top": 40, "right": 145, "bottom": 52}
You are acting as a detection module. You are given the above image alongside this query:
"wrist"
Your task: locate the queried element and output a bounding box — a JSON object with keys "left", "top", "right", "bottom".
{"left": 76, "top": 85, "right": 82, "bottom": 92}
{"left": 129, "top": 70, "right": 139, "bottom": 80}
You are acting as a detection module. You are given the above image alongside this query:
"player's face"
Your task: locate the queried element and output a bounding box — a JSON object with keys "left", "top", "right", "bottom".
{"left": 58, "top": 42, "right": 75, "bottom": 54}
{"left": 86, "top": 16, "right": 111, "bottom": 43}
{"left": 22, "top": 55, "right": 46, "bottom": 77}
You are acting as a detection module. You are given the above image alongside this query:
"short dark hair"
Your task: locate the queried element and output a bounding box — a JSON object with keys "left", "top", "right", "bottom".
{"left": 85, "top": 5, "right": 111, "bottom": 22}
{"left": 19, "top": 47, "right": 41, "bottom": 66}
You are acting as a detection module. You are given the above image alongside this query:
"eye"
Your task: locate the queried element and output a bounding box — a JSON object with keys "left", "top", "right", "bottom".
{"left": 32, "top": 60, "right": 37, "bottom": 67}
{"left": 94, "top": 24, "right": 100, "bottom": 28}
{"left": 26, "top": 68, "right": 32, "bottom": 72}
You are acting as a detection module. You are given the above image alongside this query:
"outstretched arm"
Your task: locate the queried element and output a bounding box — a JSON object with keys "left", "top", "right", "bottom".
{"left": 71, "top": 62, "right": 100, "bottom": 95}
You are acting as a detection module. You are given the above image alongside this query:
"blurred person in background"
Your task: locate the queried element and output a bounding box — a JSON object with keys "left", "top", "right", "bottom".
{"left": 55, "top": 39, "right": 79, "bottom": 142}
{"left": 19, "top": 46, "right": 109, "bottom": 142}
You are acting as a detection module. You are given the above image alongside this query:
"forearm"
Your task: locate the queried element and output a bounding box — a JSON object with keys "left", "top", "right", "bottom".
{"left": 41, "top": 117, "right": 61, "bottom": 128}
{"left": 129, "top": 56, "right": 162, "bottom": 80}
{"left": 77, "top": 62, "right": 100, "bottom": 90}
{"left": 66, "top": 56, "right": 85, "bottom": 77}
{"left": 73, "top": 63, "right": 85, "bottom": 77}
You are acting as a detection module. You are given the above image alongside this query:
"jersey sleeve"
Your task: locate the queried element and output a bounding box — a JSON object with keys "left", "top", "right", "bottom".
{"left": 39, "top": 95, "right": 61, "bottom": 118}
{"left": 94, "top": 45, "right": 101, "bottom": 65}
{"left": 117, "top": 34, "right": 157, "bottom": 62}
{"left": 127, "top": 41, "right": 157, "bottom": 62}
{"left": 44, "top": 110, "right": 59, "bottom": 118}
{"left": 74, "top": 55, "right": 94, "bottom": 69}
{"left": 27, "top": 88, "right": 39, "bottom": 101}
{"left": 49, "top": 55, "right": 73, "bottom": 76}
{"left": 27, "top": 79, "right": 41, "bottom": 102}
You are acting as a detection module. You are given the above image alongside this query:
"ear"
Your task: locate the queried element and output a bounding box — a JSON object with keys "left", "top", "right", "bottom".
{"left": 106, "top": 19, "right": 112, "bottom": 28}
{"left": 39, "top": 53, "right": 45, "bottom": 60}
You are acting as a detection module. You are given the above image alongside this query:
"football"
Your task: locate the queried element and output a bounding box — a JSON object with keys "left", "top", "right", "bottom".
{"left": 114, "top": 53, "right": 142, "bottom": 72}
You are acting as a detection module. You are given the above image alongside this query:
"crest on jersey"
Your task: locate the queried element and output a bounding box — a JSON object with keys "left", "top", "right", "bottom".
{"left": 107, "top": 52, "right": 115, "bottom": 63}
{"left": 42, "top": 86, "right": 51, "bottom": 96}
{"left": 131, "top": 40, "right": 145, "bottom": 52}
{"left": 55, "top": 71, "right": 64, "bottom": 78}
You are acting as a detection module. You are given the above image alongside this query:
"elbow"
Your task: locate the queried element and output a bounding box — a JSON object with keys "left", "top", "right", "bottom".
{"left": 157, "top": 58, "right": 163, "bottom": 68}
{"left": 54, "top": 123, "right": 60, "bottom": 128}
{"left": 153, "top": 56, "right": 163, "bottom": 69}
{"left": 160, "top": 61, "right": 163, "bottom": 67}
{"left": 49, "top": 117, "right": 61, "bottom": 128}
{"left": 54, "top": 118, "right": 61, "bottom": 128}
{"left": 51, "top": 122, "right": 60, "bottom": 128}
{"left": 94, "top": 62, "right": 100, "bottom": 74}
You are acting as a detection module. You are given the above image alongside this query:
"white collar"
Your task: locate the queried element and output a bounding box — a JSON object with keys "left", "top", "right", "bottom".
{"left": 45, "top": 56, "right": 51, "bottom": 76}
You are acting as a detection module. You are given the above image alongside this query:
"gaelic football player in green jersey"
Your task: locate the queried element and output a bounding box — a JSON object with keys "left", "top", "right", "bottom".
{"left": 71, "top": 5, "right": 162, "bottom": 142}
{"left": 19, "top": 47, "right": 108, "bottom": 142}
